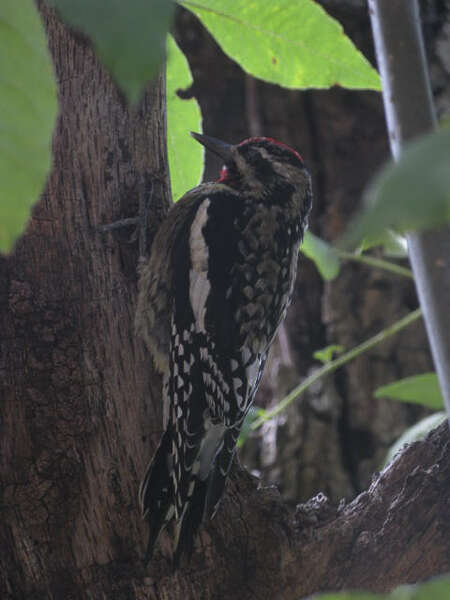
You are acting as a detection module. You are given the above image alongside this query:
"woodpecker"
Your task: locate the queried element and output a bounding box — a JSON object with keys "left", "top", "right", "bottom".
{"left": 136, "top": 132, "right": 312, "bottom": 567}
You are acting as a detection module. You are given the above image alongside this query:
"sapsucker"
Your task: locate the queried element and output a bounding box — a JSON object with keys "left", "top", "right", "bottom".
{"left": 136, "top": 132, "right": 312, "bottom": 567}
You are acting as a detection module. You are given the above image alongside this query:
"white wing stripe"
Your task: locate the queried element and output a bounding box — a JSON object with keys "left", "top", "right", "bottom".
{"left": 189, "top": 199, "right": 211, "bottom": 333}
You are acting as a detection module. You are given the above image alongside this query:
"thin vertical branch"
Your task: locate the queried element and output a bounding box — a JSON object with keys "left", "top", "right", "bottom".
{"left": 368, "top": 0, "right": 450, "bottom": 422}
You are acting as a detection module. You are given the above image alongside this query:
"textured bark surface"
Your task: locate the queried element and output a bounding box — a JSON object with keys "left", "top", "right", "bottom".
{"left": 0, "top": 5, "right": 170, "bottom": 597}
{"left": 1, "top": 3, "right": 450, "bottom": 599}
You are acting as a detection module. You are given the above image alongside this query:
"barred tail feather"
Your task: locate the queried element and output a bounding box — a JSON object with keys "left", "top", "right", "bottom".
{"left": 139, "top": 421, "right": 240, "bottom": 567}
{"left": 139, "top": 428, "right": 174, "bottom": 564}
{"left": 170, "top": 421, "right": 225, "bottom": 567}
{"left": 172, "top": 476, "right": 208, "bottom": 569}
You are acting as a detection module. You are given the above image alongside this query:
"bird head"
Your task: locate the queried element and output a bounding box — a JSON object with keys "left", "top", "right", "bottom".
{"left": 191, "top": 132, "right": 312, "bottom": 217}
{"left": 191, "top": 132, "right": 311, "bottom": 212}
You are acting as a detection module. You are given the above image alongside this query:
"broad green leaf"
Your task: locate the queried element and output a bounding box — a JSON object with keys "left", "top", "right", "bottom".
{"left": 313, "top": 344, "right": 344, "bottom": 364}
{"left": 384, "top": 412, "right": 446, "bottom": 467}
{"left": 47, "top": 0, "right": 175, "bottom": 104}
{"left": 301, "top": 231, "right": 340, "bottom": 280}
{"left": 238, "top": 405, "right": 266, "bottom": 448}
{"left": 181, "top": 0, "right": 380, "bottom": 90}
{"left": 309, "top": 575, "right": 450, "bottom": 599}
{"left": 0, "top": 0, "right": 57, "bottom": 253}
{"left": 375, "top": 373, "right": 444, "bottom": 410}
{"left": 166, "top": 36, "right": 203, "bottom": 202}
{"left": 340, "top": 128, "right": 450, "bottom": 249}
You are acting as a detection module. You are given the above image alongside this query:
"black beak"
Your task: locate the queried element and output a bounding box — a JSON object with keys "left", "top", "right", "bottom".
{"left": 190, "top": 132, "right": 233, "bottom": 163}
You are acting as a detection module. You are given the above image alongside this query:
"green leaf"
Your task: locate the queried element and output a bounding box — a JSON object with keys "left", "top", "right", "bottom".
{"left": 181, "top": 0, "right": 380, "bottom": 90}
{"left": 313, "top": 344, "right": 344, "bottom": 364}
{"left": 360, "top": 230, "right": 408, "bottom": 258}
{"left": 237, "top": 405, "right": 266, "bottom": 448}
{"left": 375, "top": 373, "right": 444, "bottom": 410}
{"left": 309, "top": 575, "right": 450, "bottom": 599}
{"left": 166, "top": 36, "right": 203, "bottom": 202}
{"left": 379, "top": 232, "right": 408, "bottom": 258}
{"left": 0, "top": 0, "right": 57, "bottom": 253}
{"left": 308, "top": 594, "right": 380, "bottom": 600}
{"left": 384, "top": 412, "right": 447, "bottom": 467}
{"left": 301, "top": 231, "right": 341, "bottom": 280}
{"left": 47, "top": 0, "right": 175, "bottom": 104}
{"left": 410, "top": 576, "right": 450, "bottom": 600}
{"left": 340, "top": 128, "right": 450, "bottom": 249}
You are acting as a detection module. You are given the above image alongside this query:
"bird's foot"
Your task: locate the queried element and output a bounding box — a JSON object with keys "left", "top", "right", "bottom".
{"left": 99, "top": 177, "right": 153, "bottom": 258}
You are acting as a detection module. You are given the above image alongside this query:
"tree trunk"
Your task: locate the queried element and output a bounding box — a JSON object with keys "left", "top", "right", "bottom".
{"left": 1, "top": 4, "right": 450, "bottom": 600}
{"left": 1, "top": 4, "right": 170, "bottom": 597}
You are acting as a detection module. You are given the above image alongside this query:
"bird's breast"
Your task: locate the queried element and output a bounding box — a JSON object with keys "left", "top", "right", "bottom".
{"left": 231, "top": 203, "right": 303, "bottom": 354}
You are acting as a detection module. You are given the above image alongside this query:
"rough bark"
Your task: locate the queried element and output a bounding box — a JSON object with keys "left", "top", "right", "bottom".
{"left": 1, "top": 4, "right": 450, "bottom": 600}
{"left": 0, "top": 4, "right": 170, "bottom": 597}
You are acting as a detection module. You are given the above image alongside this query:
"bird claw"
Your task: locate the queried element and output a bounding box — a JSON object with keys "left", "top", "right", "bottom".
{"left": 98, "top": 178, "right": 153, "bottom": 258}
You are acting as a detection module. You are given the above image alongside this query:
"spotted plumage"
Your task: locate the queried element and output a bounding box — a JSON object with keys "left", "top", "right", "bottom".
{"left": 136, "top": 133, "right": 312, "bottom": 567}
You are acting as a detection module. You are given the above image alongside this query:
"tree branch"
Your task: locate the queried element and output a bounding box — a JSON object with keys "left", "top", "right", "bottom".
{"left": 368, "top": 0, "right": 450, "bottom": 417}
{"left": 171, "top": 421, "right": 450, "bottom": 599}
